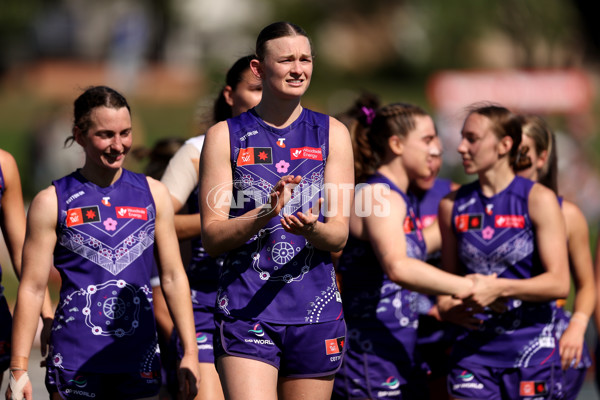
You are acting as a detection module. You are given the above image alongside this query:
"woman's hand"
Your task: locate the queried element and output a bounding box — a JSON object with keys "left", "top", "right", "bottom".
{"left": 264, "top": 175, "right": 302, "bottom": 217}
{"left": 281, "top": 198, "right": 322, "bottom": 237}
{"left": 177, "top": 353, "right": 201, "bottom": 400}
{"left": 438, "top": 296, "right": 482, "bottom": 330}
{"left": 460, "top": 273, "right": 507, "bottom": 313}
{"left": 559, "top": 313, "right": 588, "bottom": 370}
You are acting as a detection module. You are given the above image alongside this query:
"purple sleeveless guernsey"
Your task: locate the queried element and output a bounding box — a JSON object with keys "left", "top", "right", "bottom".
{"left": 50, "top": 170, "right": 159, "bottom": 374}
{"left": 337, "top": 173, "right": 426, "bottom": 384}
{"left": 451, "top": 176, "right": 559, "bottom": 368}
{"left": 218, "top": 108, "right": 342, "bottom": 324}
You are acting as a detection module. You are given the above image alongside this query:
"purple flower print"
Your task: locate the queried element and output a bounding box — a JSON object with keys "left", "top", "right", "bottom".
{"left": 103, "top": 218, "right": 117, "bottom": 231}
{"left": 482, "top": 226, "right": 495, "bottom": 240}
{"left": 276, "top": 160, "right": 290, "bottom": 173}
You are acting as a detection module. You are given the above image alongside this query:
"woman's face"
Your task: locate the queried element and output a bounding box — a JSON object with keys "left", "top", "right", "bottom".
{"left": 402, "top": 115, "right": 438, "bottom": 181}
{"left": 76, "top": 106, "right": 132, "bottom": 171}
{"left": 413, "top": 136, "right": 443, "bottom": 191}
{"left": 225, "top": 68, "right": 263, "bottom": 117}
{"left": 256, "top": 35, "right": 313, "bottom": 99}
{"left": 457, "top": 113, "right": 502, "bottom": 175}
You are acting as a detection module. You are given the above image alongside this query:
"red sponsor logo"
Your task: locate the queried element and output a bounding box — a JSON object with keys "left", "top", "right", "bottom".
{"left": 495, "top": 215, "right": 524, "bottom": 228}
{"left": 237, "top": 147, "right": 272, "bottom": 166}
{"left": 140, "top": 371, "right": 159, "bottom": 379}
{"left": 66, "top": 206, "right": 101, "bottom": 227}
{"left": 519, "top": 380, "right": 547, "bottom": 396}
{"left": 325, "top": 336, "right": 345, "bottom": 355}
{"left": 290, "top": 147, "right": 323, "bottom": 161}
{"left": 454, "top": 213, "right": 483, "bottom": 232}
{"left": 403, "top": 216, "right": 415, "bottom": 233}
{"left": 115, "top": 206, "right": 148, "bottom": 220}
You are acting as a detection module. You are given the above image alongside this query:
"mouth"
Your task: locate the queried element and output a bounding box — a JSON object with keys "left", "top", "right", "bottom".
{"left": 104, "top": 153, "right": 125, "bottom": 163}
{"left": 287, "top": 78, "right": 304, "bottom": 87}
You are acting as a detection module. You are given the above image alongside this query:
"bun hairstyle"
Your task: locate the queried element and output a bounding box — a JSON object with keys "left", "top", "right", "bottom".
{"left": 521, "top": 115, "right": 558, "bottom": 194}
{"left": 466, "top": 103, "right": 531, "bottom": 171}
{"left": 65, "top": 85, "right": 130, "bottom": 147}
{"left": 352, "top": 102, "right": 428, "bottom": 183}
{"left": 212, "top": 55, "right": 256, "bottom": 123}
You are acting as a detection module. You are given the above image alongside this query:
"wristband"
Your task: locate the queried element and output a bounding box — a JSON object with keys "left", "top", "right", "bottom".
{"left": 9, "top": 369, "right": 29, "bottom": 400}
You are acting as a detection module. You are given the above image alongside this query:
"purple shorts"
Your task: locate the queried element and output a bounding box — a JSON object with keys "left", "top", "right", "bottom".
{"left": 562, "top": 365, "right": 586, "bottom": 400}
{"left": 447, "top": 361, "right": 564, "bottom": 400}
{"left": 215, "top": 316, "right": 346, "bottom": 378}
{"left": 332, "top": 343, "right": 428, "bottom": 400}
{"left": 46, "top": 365, "right": 161, "bottom": 399}
{"left": 176, "top": 303, "right": 216, "bottom": 363}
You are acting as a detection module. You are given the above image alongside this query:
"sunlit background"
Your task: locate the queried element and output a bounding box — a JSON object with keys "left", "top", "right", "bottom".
{"left": 1, "top": 0, "right": 600, "bottom": 396}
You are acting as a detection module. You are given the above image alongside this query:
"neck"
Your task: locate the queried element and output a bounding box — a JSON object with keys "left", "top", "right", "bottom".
{"left": 79, "top": 163, "right": 123, "bottom": 188}
{"left": 478, "top": 161, "right": 515, "bottom": 196}
{"left": 377, "top": 159, "right": 409, "bottom": 192}
{"left": 254, "top": 95, "right": 303, "bottom": 128}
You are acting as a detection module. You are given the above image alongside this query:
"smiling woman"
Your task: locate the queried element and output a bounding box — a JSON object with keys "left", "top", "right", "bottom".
{"left": 6, "top": 86, "right": 200, "bottom": 400}
{"left": 199, "top": 22, "right": 354, "bottom": 400}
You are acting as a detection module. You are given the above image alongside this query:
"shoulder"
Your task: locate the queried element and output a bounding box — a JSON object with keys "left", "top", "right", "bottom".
{"left": 146, "top": 176, "right": 170, "bottom": 199}
{"left": 328, "top": 116, "right": 351, "bottom": 144}
{"left": 30, "top": 185, "right": 58, "bottom": 219}
{"left": 561, "top": 199, "right": 588, "bottom": 233}
{"left": 0, "top": 149, "right": 18, "bottom": 177}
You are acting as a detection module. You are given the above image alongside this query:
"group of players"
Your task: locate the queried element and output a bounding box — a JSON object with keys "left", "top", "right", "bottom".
{"left": 0, "top": 20, "right": 597, "bottom": 400}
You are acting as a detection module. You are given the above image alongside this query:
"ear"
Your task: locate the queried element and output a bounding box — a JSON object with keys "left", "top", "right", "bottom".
{"left": 222, "top": 85, "right": 235, "bottom": 107}
{"left": 536, "top": 149, "right": 548, "bottom": 169}
{"left": 73, "top": 126, "right": 86, "bottom": 147}
{"left": 249, "top": 59, "right": 263, "bottom": 80}
{"left": 388, "top": 135, "right": 404, "bottom": 156}
{"left": 497, "top": 135, "right": 513, "bottom": 157}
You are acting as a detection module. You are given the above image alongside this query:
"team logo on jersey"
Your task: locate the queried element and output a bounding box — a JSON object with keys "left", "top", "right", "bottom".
{"left": 277, "top": 138, "right": 286, "bottom": 148}
{"left": 290, "top": 147, "right": 323, "bottom": 161}
{"left": 101, "top": 197, "right": 111, "bottom": 206}
{"left": 404, "top": 216, "right": 416, "bottom": 233}
{"left": 519, "top": 381, "right": 547, "bottom": 396}
{"left": 325, "top": 336, "right": 345, "bottom": 355}
{"left": 237, "top": 147, "right": 273, "bottom": 166}
{"left": 454, "top": 213, "right": 483, "bottom": 232}
{"left": 66, "top": 206, "right": 101, "bottom": 227}
{"left": 115, "top": 206, "right": 148, "bottom": 220}
{"left": 495, "top": 215, "right": 525, "bottom": 229}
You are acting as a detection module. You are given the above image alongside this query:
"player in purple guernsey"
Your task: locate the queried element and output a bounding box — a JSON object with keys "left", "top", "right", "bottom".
{"left": 332, "top": 103, "right": 495, "bottom": 400}
{"left": 0, "top": 149, "right": 29, "bottom": 390}
{"left": 516, "top": 115, "right": 594, "bottom": 400}
{"left": 438, "top": 104, "right": 570, "bottom": 400}
{"left": 200, "top": 22, "right": 353, "bottom": 400}
{"left": 7, "top": 86, "right": 200, "bottom": 400}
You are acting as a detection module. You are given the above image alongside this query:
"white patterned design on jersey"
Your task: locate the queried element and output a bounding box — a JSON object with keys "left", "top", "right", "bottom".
{"left": 458, "top": 229, "right": 534, "bottom": 276}
{"left": 59, "top": 205, "right": 155, "bottom": 276}
{"left": 305, "top": 267, "right": 341, "bottom": 323}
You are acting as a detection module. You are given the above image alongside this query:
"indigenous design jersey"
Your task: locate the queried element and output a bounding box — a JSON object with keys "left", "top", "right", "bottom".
{"left": 451, "top": 176, "right": 558, "bottom": 368}
{"left": 184, "top": 136, "right": 222, "bottom": 307}
{"left": 219, "top": 108, "right": 342, "bottom": 324}
{"left": 337, "top": 173, "right": 426, "bottom": 384}
{"left": 50, "top": 170, "right": 159, "bottom": 373}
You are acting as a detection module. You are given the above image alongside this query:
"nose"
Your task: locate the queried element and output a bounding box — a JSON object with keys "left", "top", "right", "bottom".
{"left": 290, "top": 60, "right": 302, "bottom": 75}
{"left": 457, "top": 138, "right": 467, "bottom": 154}
{"left": 111, "top": 134, "right": 124, "bottom": 152}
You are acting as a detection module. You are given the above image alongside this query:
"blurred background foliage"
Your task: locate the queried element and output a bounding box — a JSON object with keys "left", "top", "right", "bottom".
{"left": 0, "top": 0, "right": 598, "bottom": 212}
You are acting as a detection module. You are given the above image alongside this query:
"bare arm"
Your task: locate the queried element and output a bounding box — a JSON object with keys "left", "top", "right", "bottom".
{"left": 149, "top": 177, "right": 199, "bottom": 398}
{"left": 558, "top": 200, "right": 595, "bottom": 369}
{"left": 8, "top": 186, "right": 58, "bottom": 399}
{"left": 280, "top": 118, "right": 354, "bottom": 252}
{"left": 361, "top": 185, "right": 473, "bottom": 296}
{"left": 0, "top": 149, "right": 26, "bottom": 277}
